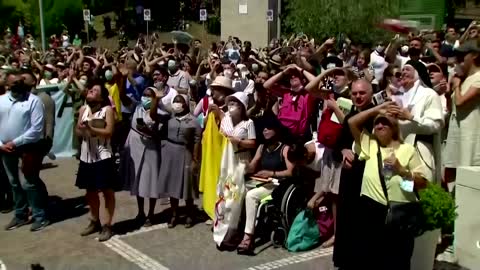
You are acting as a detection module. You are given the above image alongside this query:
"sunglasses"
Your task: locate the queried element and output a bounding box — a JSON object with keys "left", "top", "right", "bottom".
{"left": 394, "top": 72, "right": 402, "bottom": 79}
{"left": 375, "top": 118, "right": 393, "bottom": 127}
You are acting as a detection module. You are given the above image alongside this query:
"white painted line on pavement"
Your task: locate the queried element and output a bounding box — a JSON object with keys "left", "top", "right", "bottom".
{"left": 246, "top": 247, "right": 333, "bottom": 270}
{"left": 116, "top": 223, "right": 169, "bottom": 239}
{"left": 0, "top": 259, "right": 6, "bottom": 270}
{"left": 103, "top": 237, "right": 169, "bottom": 270}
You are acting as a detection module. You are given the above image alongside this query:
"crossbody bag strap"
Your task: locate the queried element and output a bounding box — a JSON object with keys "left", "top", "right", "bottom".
{"left": 376, "top": 143, "right": 391, "bottom": 207}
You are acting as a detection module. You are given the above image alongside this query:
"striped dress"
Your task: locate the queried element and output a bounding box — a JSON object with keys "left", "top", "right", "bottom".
{"left": 79, "top": 105, "right": 113, "bottom": 163}
{"left": 220, "top": 113, "right": 256, "bottom": 163}
{"left": 75, "top": 105, "right": 116, "bottom": 191}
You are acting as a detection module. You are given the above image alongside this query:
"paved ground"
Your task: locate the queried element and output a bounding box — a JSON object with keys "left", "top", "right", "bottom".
{"left": 0, "top": 158, "right": 334, "bottom": 270}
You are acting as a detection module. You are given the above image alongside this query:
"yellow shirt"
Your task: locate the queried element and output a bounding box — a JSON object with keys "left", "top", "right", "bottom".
{"left": 355, "top": 131, "right": 427, "bottom": 205}
{"left": 105, "top": 82, "right": 122, "bottom": 122}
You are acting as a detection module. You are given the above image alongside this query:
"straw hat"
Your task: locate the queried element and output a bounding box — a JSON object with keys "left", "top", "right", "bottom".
{"left": 269, "top": 54, "right": 282, "bottom": 66}
{"left": 210, "top": 76, "right": 234, "bottom": 92}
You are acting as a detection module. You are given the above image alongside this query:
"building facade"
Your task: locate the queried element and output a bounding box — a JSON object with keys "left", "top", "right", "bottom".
{"left": 220, "top": 0, "right": 280, "bottom": 47}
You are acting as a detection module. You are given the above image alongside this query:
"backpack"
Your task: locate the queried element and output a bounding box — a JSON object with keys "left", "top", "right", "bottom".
{"left": 315, "top": 201, "right": 335, "bottom": 243}
{"left": 277, "top": 91, "right": 312, "bottom": 137}
{"left": 197, "top": 96, "right": 210, "bottom": 129}
{"left": 317, "top": 108, "right": 343, "bottom": 149}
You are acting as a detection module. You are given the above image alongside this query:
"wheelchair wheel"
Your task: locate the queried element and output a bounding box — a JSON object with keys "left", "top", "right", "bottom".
{"left": 270, "top": 227, "right": 287, "bottom": 248}
{"left": 281, "top": 185, "right": 306, "bottom": 229}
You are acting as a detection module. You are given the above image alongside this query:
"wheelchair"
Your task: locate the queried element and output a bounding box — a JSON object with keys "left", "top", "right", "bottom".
{"left": 248, "top": 177, "right": 308, "bottom": 248}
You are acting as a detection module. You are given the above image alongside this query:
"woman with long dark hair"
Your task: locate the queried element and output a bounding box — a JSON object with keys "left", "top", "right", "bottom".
{"left": 75, "top": 81, "right": 116, "bottom": 242}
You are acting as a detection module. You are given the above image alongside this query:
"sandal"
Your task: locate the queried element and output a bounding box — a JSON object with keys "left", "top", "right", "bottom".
{"left": 320, "top": 236, "right": 335, "bottom": 248}
{"left": 237, "top": 236, "right": 255, "bottom": 255}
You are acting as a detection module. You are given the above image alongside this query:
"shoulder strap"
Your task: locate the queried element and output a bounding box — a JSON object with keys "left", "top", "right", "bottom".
{"left": 376, "top": 143, "right": 391, "bottom": 207}
{"left": 279, "top": 143, "right": 286, "bottom": 163}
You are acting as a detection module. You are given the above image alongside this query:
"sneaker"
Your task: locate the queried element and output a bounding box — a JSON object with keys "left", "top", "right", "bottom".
{"left": 185, "top": 216, "right": 194, "bottom": 229}
{"left": 205, "top": 219, "right": 213, "bottom": 225}
{"left": 436, "top": 245, "right": 458, "bottom": 264}
{"left": 134, "top": 213, "right": 146, "bottom": 226}
{"left": 98, "top": 225, "right": 113, "bottom": 242}
{"left": 30, "top": 220, "right": 50, "bottom": 232}
{"left": 143, "top": 218, "right": 153, "bottom": 227}
{"left": 47, "top": 152, "right": 56, "bottom": 160}
{"left": 4, "top": 217, "right": 29, "bottom": 230}
{"left": 80, "top": 220, "right": 101, "bottom": 236}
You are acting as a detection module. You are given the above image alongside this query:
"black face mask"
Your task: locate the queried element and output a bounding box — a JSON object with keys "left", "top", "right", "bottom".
{"left": 254, "top": 82, "right": 265, "bottom": 92}
{"left": 408, "top": 47, "right": 422, "bottom": 57}
{"left": 10, "top": 80, "right": 28, "bottom": 94}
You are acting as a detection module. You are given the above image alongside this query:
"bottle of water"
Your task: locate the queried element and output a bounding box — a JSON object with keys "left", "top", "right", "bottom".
{"left": 382, "top": 148, "right": 395, "bottom": 180}
{"left": 383, "top": 164, "right": 394, "bottom": 180}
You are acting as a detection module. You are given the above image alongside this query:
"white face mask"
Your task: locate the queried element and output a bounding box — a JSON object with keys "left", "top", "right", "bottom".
{"left": 376, "top": 46, "right": 385, "bottom": 53}
{"left": 79, "top": 79, "right": 87, "bottom": 86}
{"left": 224, "top": 69, "right": 233, "bottom": 79}
{"left": 228, "top": 105, "right": 239, "bottom": 114}
{"left": 401, "top": 45, "right": 409, "bottom": 54}
{"left": 172, "top": 102, "right": 184, "bottom": 114}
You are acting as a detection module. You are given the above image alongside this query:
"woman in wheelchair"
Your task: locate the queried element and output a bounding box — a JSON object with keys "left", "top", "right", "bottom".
{"left": 237, "top": 118, "right": 295, "bottom": 255}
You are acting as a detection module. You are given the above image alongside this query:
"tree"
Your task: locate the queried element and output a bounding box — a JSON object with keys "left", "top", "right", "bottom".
{"left": 0, "top": 0, "right": 83, "bottom": 37}
{"left": 283, "top": 0, "right": 401, "bottom": 44}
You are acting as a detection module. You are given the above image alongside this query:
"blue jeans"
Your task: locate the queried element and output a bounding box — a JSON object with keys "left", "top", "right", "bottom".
{"left": 1, "top": 153, "right": 48, "bottom": 222}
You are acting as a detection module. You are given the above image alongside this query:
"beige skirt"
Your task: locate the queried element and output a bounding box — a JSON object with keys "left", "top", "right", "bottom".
{"left": 314, "top": 148, "right": 342, "bottom": 195}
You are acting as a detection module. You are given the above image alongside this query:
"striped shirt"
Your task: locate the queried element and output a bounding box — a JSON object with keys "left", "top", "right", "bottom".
{"left": 220, "top": 113, "right": 256, "bottom": 162}
{"left": 79, "top": 105, "right": 113, "bottom": 163}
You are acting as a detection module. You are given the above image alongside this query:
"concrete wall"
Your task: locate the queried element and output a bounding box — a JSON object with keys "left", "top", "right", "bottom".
{"left": 455, "top": 166, "right": 480, "bottom": 270}
{"left": 456, "top": 1, "right": 480, "bottom": 20}
{"left": 220, "top": 0, "right": 270, "bottom": 48}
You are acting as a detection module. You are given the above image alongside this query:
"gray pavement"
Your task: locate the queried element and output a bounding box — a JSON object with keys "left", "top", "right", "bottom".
{"left": 0, "top": 158, "right": 334, "bottom": 270}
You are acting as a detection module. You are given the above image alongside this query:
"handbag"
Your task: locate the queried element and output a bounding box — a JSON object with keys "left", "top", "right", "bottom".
{"left": 376, "top": 144, "right": 423, "bottom": 237}
{"left": 286, "top": 209, "right": 320, "bottom": 252}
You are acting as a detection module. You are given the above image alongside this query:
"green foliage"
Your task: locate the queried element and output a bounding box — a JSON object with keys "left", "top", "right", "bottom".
{"left": 0, "top": 0, "right": 83, "bottom": 37}
{"left": 419, "top": 183, "right": 457, "bottom": 233}
{"left": 207, "top": 15, "right": 220, "bottom": 35}
{"left": 283, "top": 0, "right": 401, "bottom": 44}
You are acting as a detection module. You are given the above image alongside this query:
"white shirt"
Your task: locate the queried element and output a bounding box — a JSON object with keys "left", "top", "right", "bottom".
{"left": 39, "top": 78, "right": 59, "bottom": 86}
{"left": 220, "top": 114, "right": 256, "bottom": 161}
{"left": 156, "top": 87, "right": 178, "bottom": 116}
{"left": 370, "top": 51, "right": 388, "bottom": 84}
{"left": 305, "top": 141, "right": 325, "bottom": 172}
{"left": 396, "top": 55, "right": 427, "bottom": 69}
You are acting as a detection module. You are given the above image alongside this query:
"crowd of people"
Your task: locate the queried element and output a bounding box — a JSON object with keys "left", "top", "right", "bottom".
{"left": 1, "top": 19, "right": 479, "bottom": 269}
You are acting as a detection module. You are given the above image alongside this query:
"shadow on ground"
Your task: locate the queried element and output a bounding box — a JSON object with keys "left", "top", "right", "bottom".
{"left": 434, "top": 261, "right": 470, "bottom": 270}
{"left": 48, "top": 196, "right": 88, "bottom": 224}
{"left": 113, "top": 206, "right": 209, "bottom": 235}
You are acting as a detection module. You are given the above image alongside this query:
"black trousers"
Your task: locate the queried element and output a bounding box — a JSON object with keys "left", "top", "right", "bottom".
{"left": 339, "top": 196, "right": 414, "bottom": 270}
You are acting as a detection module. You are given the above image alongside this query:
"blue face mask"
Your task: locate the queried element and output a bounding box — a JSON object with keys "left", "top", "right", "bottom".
{"left": 105, "top": 70, "right": 113, "bottom": 81}
{"left": 141, "top": 96, "right": 152, "bottom": 109}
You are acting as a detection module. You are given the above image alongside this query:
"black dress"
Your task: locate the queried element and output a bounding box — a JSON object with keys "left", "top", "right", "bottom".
{"left": 332, "top": 106, "right": 374, "bottom": 269}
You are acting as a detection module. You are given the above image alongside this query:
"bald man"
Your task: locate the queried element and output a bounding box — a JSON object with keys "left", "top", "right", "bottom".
{"left": 332, "top": 79, "right": 375, "bottom": 269}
